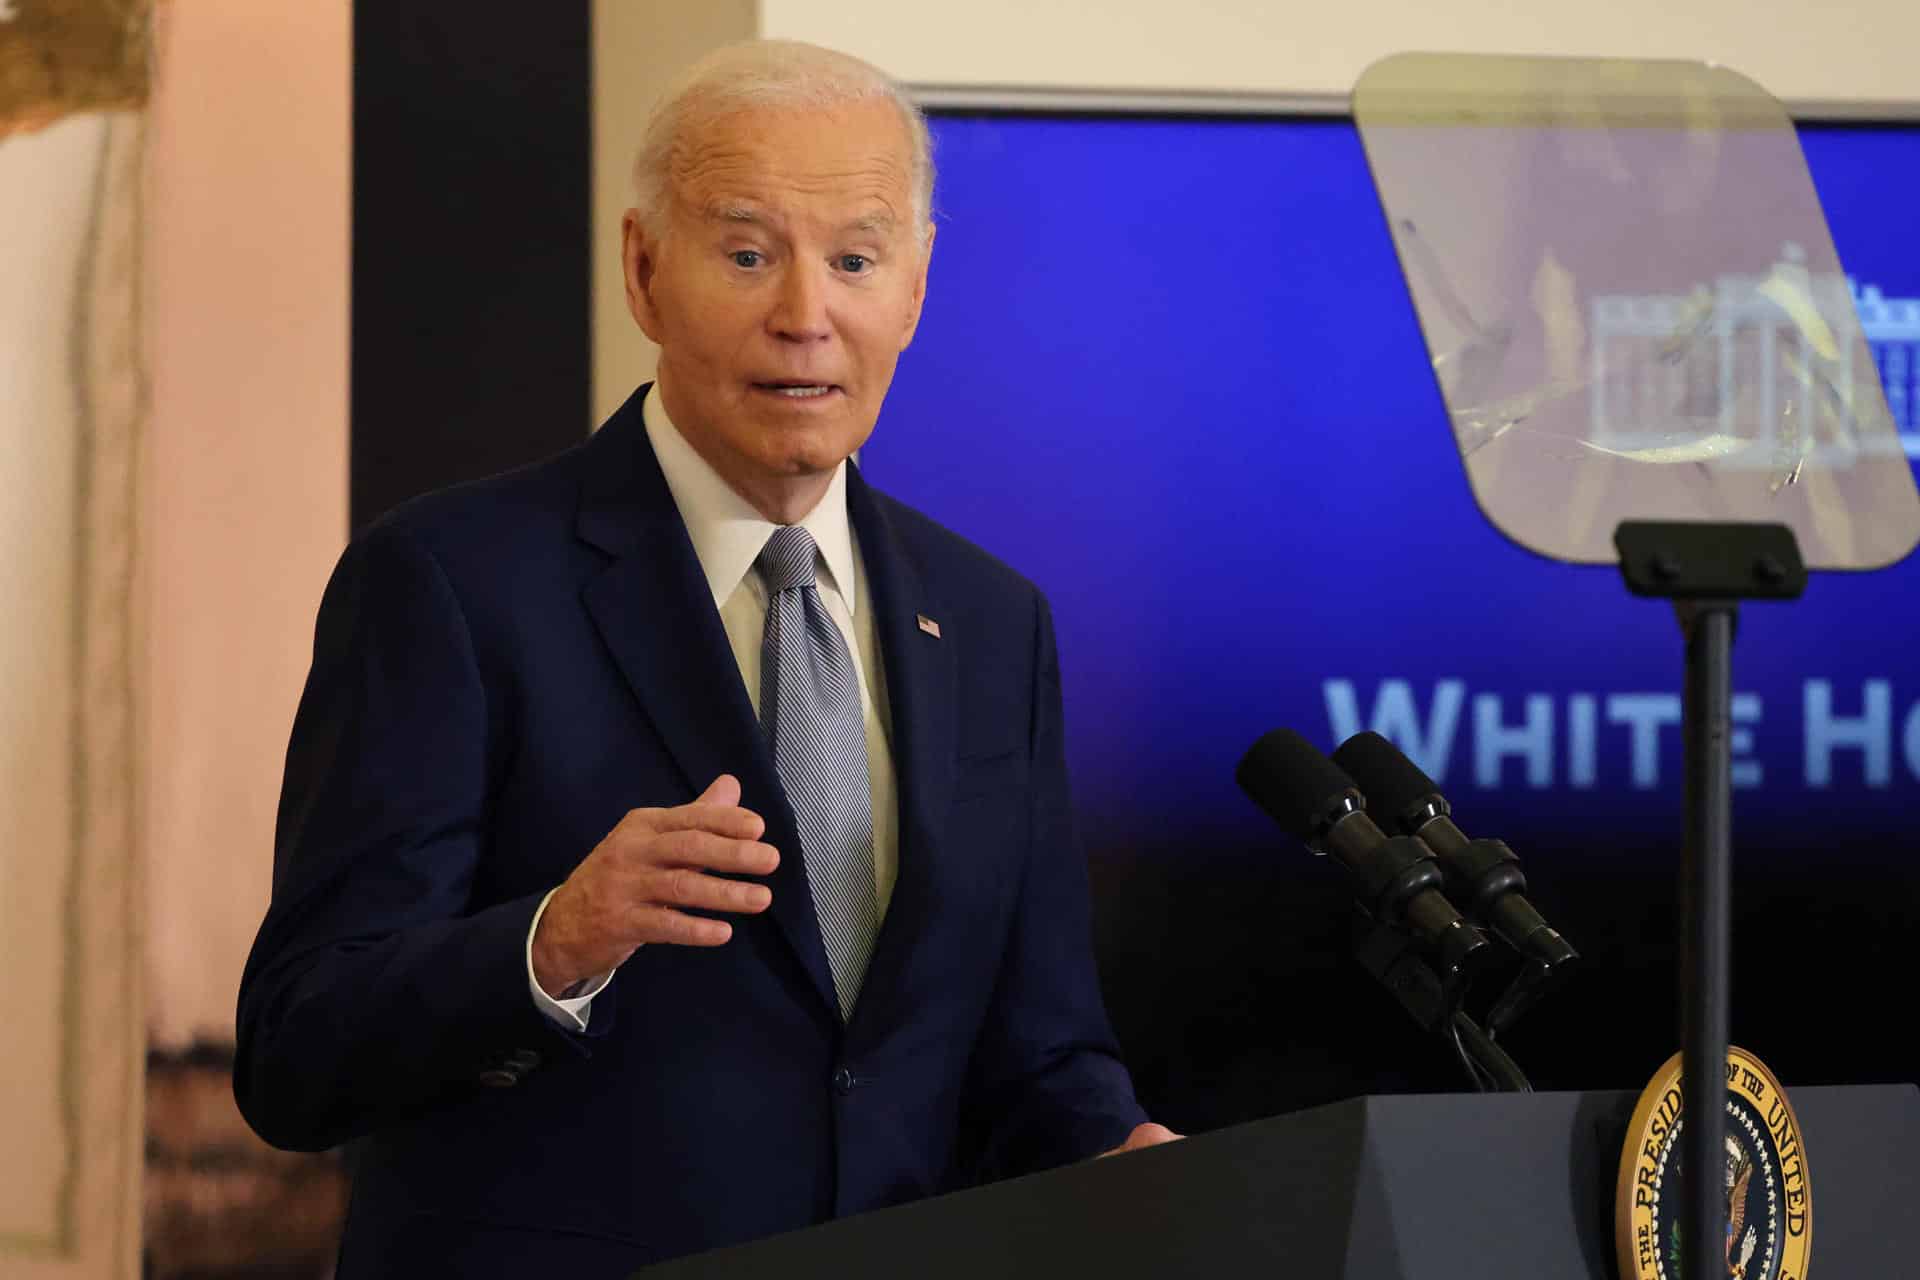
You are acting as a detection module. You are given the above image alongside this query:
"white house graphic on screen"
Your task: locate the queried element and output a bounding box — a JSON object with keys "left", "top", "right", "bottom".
{"left": 1589, "top": 260, "right": 1920, "bottom": 460}
{"left": 1857, "top": 283, "right": 1920, "bottom": 444}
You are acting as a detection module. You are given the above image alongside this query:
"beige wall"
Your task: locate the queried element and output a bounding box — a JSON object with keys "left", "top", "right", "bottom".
{"left": 759, "top": 0, "right": 1920, "bottom": 106}
{"left": 143, "top": 2, "right": 351, "bottom": 1048}
{"left": 591, "top": 0, "right": 756, "bottom": 426}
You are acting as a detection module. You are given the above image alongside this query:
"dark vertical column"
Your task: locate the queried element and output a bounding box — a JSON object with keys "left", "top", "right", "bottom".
{"left": 1681, "top": 602, "right": 1736, "bottom": 1280}
{"left": 352, "top": 1, "right": 592, "bottom": 530}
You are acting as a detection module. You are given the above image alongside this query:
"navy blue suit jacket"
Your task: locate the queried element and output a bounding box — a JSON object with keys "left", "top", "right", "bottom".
{"left": 235, "top": 386, "right": 1145, "bottom": 1275}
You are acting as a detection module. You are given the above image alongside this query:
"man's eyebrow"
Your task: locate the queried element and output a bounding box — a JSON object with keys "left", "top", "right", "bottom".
{"left": 698, "top": 203, "right": 898, "bottom": 235}
{"left": 703, "top": 202, "right": 769, "bottom": 226}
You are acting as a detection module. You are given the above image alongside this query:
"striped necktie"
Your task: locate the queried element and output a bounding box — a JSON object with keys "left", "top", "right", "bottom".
{"left": 757, "top": 524, "right": 877, "bottom": 1021}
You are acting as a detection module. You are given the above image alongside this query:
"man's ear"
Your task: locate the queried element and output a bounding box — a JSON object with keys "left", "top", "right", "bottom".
{"left": 898, "top": 222, "right": 936, "bottom": 350}
{"left": 623, "top": 209, "right": 667, "bottom": 343}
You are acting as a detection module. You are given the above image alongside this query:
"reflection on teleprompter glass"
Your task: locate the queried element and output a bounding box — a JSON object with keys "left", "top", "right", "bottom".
{"left": 1586, "top": 249, "right": 1914, "bottom": 486}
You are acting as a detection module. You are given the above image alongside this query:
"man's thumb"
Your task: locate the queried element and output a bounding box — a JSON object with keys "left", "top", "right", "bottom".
{"left": 697, "top": 773, "right": 742, "bottom": 807}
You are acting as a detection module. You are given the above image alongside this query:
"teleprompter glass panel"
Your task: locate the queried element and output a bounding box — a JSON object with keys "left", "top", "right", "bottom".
{"left": 1352, "top": 53, "right": 1920, "bottom": 569}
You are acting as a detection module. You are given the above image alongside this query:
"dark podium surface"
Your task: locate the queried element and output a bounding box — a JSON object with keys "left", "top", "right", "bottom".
{"left": 637, "top": 1085, "right": 1919, "bottom": 1278}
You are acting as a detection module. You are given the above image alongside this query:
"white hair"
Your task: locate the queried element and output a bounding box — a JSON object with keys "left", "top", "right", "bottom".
{"left": 631, "top": 39, "right": 935, "bottom": 247}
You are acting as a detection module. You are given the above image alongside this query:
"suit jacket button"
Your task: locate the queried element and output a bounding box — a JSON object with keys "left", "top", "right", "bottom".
{"left": 832, "top": 1068, "right": 854, "bottom": 1095}
{"left": 478, "top": 1068, "right": 519, "bottom": 1088}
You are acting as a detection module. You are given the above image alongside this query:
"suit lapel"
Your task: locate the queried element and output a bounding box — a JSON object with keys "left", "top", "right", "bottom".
{"left": 576, "top": 388, "right": 838, "bottom": 1020}
{"left": 846, "top": 465, "right": 957, "bottom": 1033}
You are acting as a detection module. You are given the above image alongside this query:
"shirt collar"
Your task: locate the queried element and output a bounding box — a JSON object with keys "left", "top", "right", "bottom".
{"left": 642, "top": 383, "right": 858, "bottom": 615}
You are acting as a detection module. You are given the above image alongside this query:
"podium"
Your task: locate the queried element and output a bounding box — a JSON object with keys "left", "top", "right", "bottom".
{"left": 637, "top": 1085, "right": 1920, "bottom": 1278}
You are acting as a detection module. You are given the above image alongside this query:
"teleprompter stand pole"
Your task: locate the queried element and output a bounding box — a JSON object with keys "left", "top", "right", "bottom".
{"left": 1614, "top": 521, "right": 1805, "bottom": 1280}
{"left": 1680, "top": 602, "right": 1735, "bottom": 1280}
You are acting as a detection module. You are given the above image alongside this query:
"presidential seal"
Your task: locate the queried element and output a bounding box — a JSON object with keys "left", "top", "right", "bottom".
{"left": 1616, "top": 1047, "right": 1812, "bottom": 1280}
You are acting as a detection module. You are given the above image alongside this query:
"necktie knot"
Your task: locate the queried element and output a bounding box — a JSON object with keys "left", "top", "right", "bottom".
{"left": 758, "top": 525, "right": 818, "bottom": 595}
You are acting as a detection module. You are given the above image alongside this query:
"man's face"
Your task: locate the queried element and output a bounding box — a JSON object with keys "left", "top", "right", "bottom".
{"left": 623, "top": 98, "right": 932, "bottom": 516}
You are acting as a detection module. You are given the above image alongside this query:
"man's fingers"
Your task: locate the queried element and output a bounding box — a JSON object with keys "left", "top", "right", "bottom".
{"left": 1098, "top": 1123, "right": 1183, "bottom": 1158}
{"left": 625, "top": 793, "right": 766, "bottom": 842}
{"left": 655, "top": 865, "right": 774, "bottom": 915}
{"left": 641, "top": 906, "right": 733, "bottom": 948}
{"left": 650, "top": 828, "right": 780, "bottom": 876}
{"left": 673, "top": 802, "right": 765, "bottom": 841}
{"left": 614, "top": 774, "right": 768, "bottom": 843}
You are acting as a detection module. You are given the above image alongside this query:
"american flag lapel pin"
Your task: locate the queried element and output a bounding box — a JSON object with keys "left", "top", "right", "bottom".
{"left": 916, "top": 613, "right": 941, "bottom": 639}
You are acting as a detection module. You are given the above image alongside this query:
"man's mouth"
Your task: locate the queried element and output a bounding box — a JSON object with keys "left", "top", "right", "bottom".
{"left": 753, "top": 381, "right": 839, "bottom": 400}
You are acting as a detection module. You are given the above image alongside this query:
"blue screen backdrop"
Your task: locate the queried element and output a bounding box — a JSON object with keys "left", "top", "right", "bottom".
{"left": 861, "top": 114, "right": 1920, "bottom": 1122}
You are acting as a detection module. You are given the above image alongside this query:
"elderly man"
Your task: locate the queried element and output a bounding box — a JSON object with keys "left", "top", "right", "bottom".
{"left": 236, "top": 39, "right": 1172, "bottom": 1276}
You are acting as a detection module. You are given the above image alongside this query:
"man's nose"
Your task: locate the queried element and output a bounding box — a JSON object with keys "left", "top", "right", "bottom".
{"left": 769, "top": 261, "right": 832, "bottom": 343}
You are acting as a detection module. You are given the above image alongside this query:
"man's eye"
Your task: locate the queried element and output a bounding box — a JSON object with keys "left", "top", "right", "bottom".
{"left": 731, "top": 250, "right": 763, "bottom": 268}
{"left": 837, "top": 254, "right": 871, "bottom": 274}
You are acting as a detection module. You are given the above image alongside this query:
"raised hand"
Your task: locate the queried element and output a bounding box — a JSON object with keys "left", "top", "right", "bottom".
{"left": 530, "top": 775, "right": 779, "bottom": 996}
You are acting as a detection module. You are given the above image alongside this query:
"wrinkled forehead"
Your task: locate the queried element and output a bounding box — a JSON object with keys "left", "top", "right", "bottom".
{"left": 668, "top": 100, "right": 916, "bottom": 228}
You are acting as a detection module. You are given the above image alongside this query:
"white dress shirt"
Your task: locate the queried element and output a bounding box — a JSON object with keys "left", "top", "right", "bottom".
{"left": 526, "top": 388, "right": 899, "bottom": 1029}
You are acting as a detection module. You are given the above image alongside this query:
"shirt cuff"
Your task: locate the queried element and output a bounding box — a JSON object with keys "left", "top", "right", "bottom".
{"left": 526, "top": 887, "right": 613, "bottom": 1031}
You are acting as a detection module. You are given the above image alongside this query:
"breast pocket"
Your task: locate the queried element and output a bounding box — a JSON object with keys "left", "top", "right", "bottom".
{"left": 953, "top": 747, "right": 1029, "bottom": 799}
{"left": 939, "top": 750, "right": 1031, "bottom": 939}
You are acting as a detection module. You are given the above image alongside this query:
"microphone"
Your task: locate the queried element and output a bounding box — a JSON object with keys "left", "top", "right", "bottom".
{"left": 1236, "top": 728, "right": 1491, "bottom": 999}
{"left": 1329, "top": 731, "right": 1578, "bottom": 1033}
